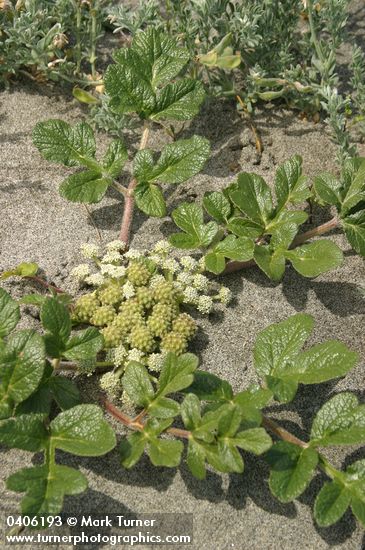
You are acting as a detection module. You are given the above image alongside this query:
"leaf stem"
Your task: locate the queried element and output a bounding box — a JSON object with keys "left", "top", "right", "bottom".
{"left": 103, "top": 399, "right": 191, "bottom": 439}
{"left": 58, "top": 360, "right": 114, "bottom": 371}
{"left": 25, "top": 275, "right": 65, "bottom": 294}
{"left": 262, "top": 415, "right": 309, "bottom": 449}
{"left": 291, "top": 216, "right": 340, "bottom": 246}
{"left": 119, "top": 123, "right": 150, "bottom": 244}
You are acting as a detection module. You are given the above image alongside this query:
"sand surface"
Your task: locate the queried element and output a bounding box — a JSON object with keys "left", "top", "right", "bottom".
{"left": 1, "top": 3, "right": 365, "bottom": 549}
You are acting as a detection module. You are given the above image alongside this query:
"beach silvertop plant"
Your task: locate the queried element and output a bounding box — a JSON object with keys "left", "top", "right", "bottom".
{"left": 1, "top": 287, "right": 365, "bottom": 531}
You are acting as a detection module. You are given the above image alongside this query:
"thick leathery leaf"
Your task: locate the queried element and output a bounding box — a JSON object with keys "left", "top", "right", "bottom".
{"left": 342, "top": 209, "right": 365, "bottom": 256}
{"left": 170, "top": 203, "right": 218, "bottom": 248}
{"left": 233, "top": 428, "right": 272, "bottom": 455}
{"left": 157, "top": 353, "right": 198, "bottom": 397}
{"left": 204, "top": 252, "right": 226, "bottom": 274}
{"left": 135, "top": 182, "right": 167, "bottom": 217}
{"left": 50, "top": 404, "right": 116, "bottom": 456}
{"left": 148, "top": 438, "right": 183, "bottom": 467}
{"left": 187, "top": 439, "right": 206, "bottom": 479}
{"left": 149, "top": 136, "right": 210, "bottom": 184}
{"left": 152, "top": 79, "right": 205, "bottom": 120}
{"left": 48, "top": 377, "right": 81, "bottom": 410}
{"left": 340, "top": 157, "right": 365, "bottom": 215}
{"left": 64, "top": 327, "right": 103, "bottom": 360}
{"left": 0, "top": 414, "right": 48, "bottom": 451}
{"left": 254, "top": 314, "right": 314, "bottom": 377}
{"left": 59, "top": 170, "right": 110, "bottom": 204}
{"left": 203, "top": 191, "right": 231, "bottom": 222}
{"left": 254, "top": 245, "right": 286, "bottom": 281}
{"left": 283, "top": 341, "right": 358, "bottom": 384}
{"left": 274, "top": 155, "right": 310, "bottom": 210}
{"left": 314, "top": 172, "right": 342, "bottom": 205}
{"left": 214, "top": 235, "right": 254, "bottom": 261}
{"left": 267, "top": 442, "right": 318, "bottom": 502}
{"left": 33, "top": 120, "right": 97, "bottom": 168}
{"left": 310, "top": 393, "right": 365, "bottom": 446}
{"left": 0, "top": 288, "right": 20, "bottom": 338}
{"left": 0, "top": 330, "right": 46, "bottom": 413}
{"left": 102, "top": 139, "right": 128, "bottom": 177}
{"left": 40, "top": 297, "right": 71, "bottom": 344}
{"left": 285, "top": 240, "right": 343, "bottom": 277}
{"left": 7, "top": 464, "right": 87, "bottom": 516}
{"left": 230, "top": 172, "right": 273, "bottom": 225}
{"left": 314, "top": 481, "right": 351, "bottom": 527}
{"left": 123, "top": 362, "right": 155, "bottom": 407}
{"left": 120, "top": 432, "right": 146, "bottom": 468}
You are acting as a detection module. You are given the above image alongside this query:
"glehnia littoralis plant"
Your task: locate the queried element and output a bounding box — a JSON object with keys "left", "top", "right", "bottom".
{"left": 32, "top": 29, "right": 365, "bottom": 282}
{"left": 2, "top": 27, "right": 365, "bottom": 534}
{"left": 2, "top": 289, "right": 365, "bottom": 530}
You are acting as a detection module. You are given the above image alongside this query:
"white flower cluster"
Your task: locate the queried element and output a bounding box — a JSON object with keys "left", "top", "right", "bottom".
{"left": 99, "top": 371, "right": 121, "bottom": 399}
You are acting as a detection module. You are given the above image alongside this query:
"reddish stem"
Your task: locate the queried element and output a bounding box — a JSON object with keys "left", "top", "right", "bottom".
{"left": 119, "top": 125, "right": 150, "bottom": 244}
{"left": 103, "top": 398, "right": 191, "bottom": 439}
{"left": 25, "top": 275, "right": 64, "bottom": 294}
{"left": 262, "top": 416, "right": 308, "bottom": 449}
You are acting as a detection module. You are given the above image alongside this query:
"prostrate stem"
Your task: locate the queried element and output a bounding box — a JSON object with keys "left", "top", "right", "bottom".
{"left": 119, "top": 124, "right": 150, "bottom": 244}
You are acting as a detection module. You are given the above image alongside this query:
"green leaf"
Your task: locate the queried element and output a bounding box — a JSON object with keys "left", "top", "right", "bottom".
{"left": 157, "top": 353, "right": 198, "bottom": 397}
{"left": 270, "top": 223, "right": 300, "bottom": 250}
{"left": 266, "top": 376, "right": 299, "bottom": 403}
{"left": 285, "top": 240, "right": 343, "bottom": 277}
{"left": 120, "top": 432, "right": 146, "bottom": 468}
{"left": 204, "top": 252, "right": 226, "bottom": 274}
{"left": 132, "top": 28, "right": 189, "bottom": 88}
{"left": 314, "top": 481, "right": 351, "bottom": 527}
{"left": 217, "top": 405, "right": 242, "bottom": 437}
{"left": 147, "top": 136, "right": 210, "bottom": 184}
{"left": 102, "top": 139, "right": 128, "bottom": 178}
{"left": 59, "top": 170, "right": 111, "bottom": 204}
{"left": 0, "top": 330, "right": 45, "bottom": 415}
{"left": 148, "top": 438, "right": 183, "bottom": 467}
{"left": 205, "top": 440, "right": 244, "bottom": 473}
{"left": 342, "top": 209, "right": 365, "bottom": 256}
{"left": 105, "top": 57, "right": 156, "bottom": 115}
{"left": 187, "top": 439, "right": 206, "bottom": 479}
{"left": 0, "top": 288, "right": 20, "bottom": 338}
{"left": 203, "top": 191, "right": 231, "bottom": 222}
{"left": 135, "top": 182, "right": 167, "bottom": 217}
{"left": 254, "top": 314, "right": 314, "bottom": 378}
{"left": 148, "top": 396, "right": 180, "bottom": 418}
{"left": 233, "top": 428, "right": 272, "bottom": 455}
{"left": 33, "top": 120, "right": 97, "bottom": 168}
{"left": 351, "top": 498, "right": 365, "bottom": 527}
{"left": 50, "top": 404, "right": 116, "bottom": 456}
{"left": 48, "top": 377, "right": 80, "bottom": 410}
{"left": 181, "top": 393, "right": 202, "bottom": 430}
{"left": 314, "top": 173, "right": 342, "bottom": 206}
{"left": 40, "top": 297, "right": 71, "bottom": 344}
{"left": 19, "top": 294, "right": 46, "bottom": 306}
{"left": 7, "top": 464, "right": 87, "bottom": 516}
{"left": 234, "top": 387, "right": 273, "bottom": 426}
{"left": 230, "top": 172, "right": 273, "bottom": 225}
{"left": 123, "top": 362, "right": 155, "bottom": 407}
{"left": 226, "top": 217, "right": 263, "bottom": 238}
{"left": 63, "top": 327, "right": 103, "bottom": 361}
{"left": 0, "top": 414, "right": 48, "bottom": 451}
{"left": 185, "top": 371, "right": 233, "bottom": 403}
{"left": 152, "top": 79, "right": 205, "bottom": 121}
{"left": 1, "top": 262, "right": 39, "bottom": 281}
{"left": 285, "top": 341, "right": 358, "bottom": 384}
{"left": 274, "top": 155, "right": 310, "bottom": 211}
{"left": 214, "top": 235, "right": 255, "bottom": 261}
{"left": 310, "top": 393, "right": 365, "bottom": 446}
{"left": 72, "top": 86, "right": 99, "bottom": 105}
{"left": 267, "top": 442, "right": 318, "bottom": 502}
{"left": 267, "top": 209, "right": 309, "bottom": 231}
{"left": 340, "top": 157, "right": 365, "bottom": 215}
{"left": 170, "top": 203, "right": 218, "bottom": 249}
{"left": 254, "top": 245, "right": 286, "bottom": 281}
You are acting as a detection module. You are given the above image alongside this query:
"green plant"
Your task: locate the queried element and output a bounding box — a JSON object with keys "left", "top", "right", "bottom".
{"left": 2, "top": 283, "right": 365, "bottom": 529}
{"left": 32, "top": 29, "right": 365, "bottom": 284}
{"left": 169, "top": 154, "right": 365, "bottom": 277}
{"left": 0, "top": 288, "right": 116, "bottom": 515}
